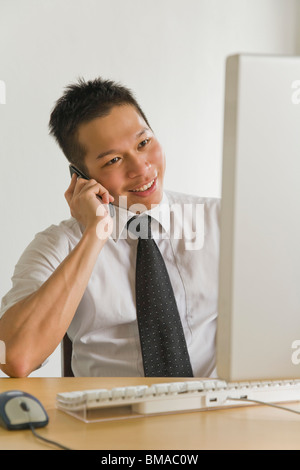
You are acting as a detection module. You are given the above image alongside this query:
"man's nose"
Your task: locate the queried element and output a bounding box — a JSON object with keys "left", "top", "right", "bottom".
{"left": 127, "top": 154, "right": 151, "bottom": 179}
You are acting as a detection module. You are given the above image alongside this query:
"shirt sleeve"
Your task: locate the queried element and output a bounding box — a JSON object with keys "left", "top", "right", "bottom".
{"left": 0, "top": 223, "right": 73, "bottom": 319}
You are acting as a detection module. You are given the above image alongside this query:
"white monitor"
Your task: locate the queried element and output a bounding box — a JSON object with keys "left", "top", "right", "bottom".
{"left": 217, "top": 54, "right": 300, "bottom": 382}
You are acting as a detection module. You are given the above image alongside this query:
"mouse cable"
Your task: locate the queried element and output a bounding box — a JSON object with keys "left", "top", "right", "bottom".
{"left": 28, "top": 424, "right": 73, "bottom": 451}
{"left": 227, "top": 396, "right": 300, "bottom": 415}
{"left": 19, "top": 401, "right": 73, "bottom": 450}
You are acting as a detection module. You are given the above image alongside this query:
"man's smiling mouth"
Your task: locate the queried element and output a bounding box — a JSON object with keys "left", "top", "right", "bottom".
{"left": 130, "top": 177, "right": 156, "bottom": 192}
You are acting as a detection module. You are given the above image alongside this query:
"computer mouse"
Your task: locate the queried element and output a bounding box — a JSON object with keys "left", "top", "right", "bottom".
{"left": 0, "top": 390, "right": 49, "bottom": 430}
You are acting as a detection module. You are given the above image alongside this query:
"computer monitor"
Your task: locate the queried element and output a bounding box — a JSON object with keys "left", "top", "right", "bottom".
{"left": 217, "top": 54, "right": 300, "bottom": 382}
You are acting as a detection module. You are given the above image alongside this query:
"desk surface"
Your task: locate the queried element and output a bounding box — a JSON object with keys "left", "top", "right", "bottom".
{"left": 1, "top": 377, "right": 300, "bottom": 450}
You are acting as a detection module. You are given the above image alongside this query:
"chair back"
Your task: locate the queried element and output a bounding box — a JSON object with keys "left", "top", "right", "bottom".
{"left": 61, "top": 334, "right": 74, "bottom": 377}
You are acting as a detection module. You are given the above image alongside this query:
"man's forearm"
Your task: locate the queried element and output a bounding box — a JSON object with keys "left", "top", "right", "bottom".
{"left": 0, "top": 226, "right": 105, "bottom": 377}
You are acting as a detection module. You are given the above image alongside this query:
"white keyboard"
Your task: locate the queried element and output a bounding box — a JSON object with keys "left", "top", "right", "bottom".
{"left": 56, "top": 379, "right": 300, "bottom": 421}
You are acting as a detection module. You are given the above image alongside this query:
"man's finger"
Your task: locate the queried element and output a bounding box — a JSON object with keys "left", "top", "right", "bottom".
{"left": 64, "top": 173, "right": 77, "bottom": 202}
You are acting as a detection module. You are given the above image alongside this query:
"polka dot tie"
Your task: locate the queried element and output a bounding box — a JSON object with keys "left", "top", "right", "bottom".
{"left": 128, "top": 216, "right": 194, "bottom": 377}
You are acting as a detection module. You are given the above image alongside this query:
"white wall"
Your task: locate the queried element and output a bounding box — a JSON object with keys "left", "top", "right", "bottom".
{"left": 0, "top": 0, "right": 298, "bottom": 377}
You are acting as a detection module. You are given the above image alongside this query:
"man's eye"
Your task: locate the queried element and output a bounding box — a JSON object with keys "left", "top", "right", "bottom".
{"left": 138, "top": 139, "right": 150, "bottom": 149}
{"left": 107, "top": 157, "right": 120, "bottom": 166}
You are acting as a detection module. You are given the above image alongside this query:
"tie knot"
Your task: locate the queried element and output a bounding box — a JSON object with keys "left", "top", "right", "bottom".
{"left": 127, "top": 215, "right": 152, "bottom": 239}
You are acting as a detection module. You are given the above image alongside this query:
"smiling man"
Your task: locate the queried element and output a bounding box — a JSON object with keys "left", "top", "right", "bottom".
{"left": 0, "top": 78, "right": 220, "bottom": 378}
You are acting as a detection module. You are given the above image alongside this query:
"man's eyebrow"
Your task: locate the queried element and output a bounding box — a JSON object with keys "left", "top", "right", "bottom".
{"left": 96, "top": 149, "right": 117, "bottom": 160}
{"left": 136, "top": 127, "right": 149, "bottom": 138}
{"left": 96, "top": 128, "right": 150, "bottom": 160}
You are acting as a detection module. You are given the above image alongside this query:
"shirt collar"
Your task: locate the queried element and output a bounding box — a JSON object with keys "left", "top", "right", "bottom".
{"left": 110, "top": 191, "right": 170, "bottom": 242}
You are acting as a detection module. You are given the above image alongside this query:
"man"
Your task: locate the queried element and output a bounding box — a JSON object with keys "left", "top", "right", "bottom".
{"left": 0, "top": 78, "right": 220, "bottom": 378}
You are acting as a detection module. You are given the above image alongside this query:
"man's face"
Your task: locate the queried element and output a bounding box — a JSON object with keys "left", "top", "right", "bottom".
{"left": 78, "top": 105, "right": 166, "bottom": 211}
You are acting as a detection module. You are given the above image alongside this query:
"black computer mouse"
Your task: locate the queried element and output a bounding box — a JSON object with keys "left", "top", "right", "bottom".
{"left": 0, "top": 390, "right": 49, "bottom": 430}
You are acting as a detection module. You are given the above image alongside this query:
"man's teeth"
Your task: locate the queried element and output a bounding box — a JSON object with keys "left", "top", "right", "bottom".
{"left": 132, "top": 178, "right": 155, "bottom": 192}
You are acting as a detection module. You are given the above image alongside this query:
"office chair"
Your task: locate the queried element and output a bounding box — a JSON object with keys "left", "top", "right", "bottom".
{"left": 61, "top": 334, "right": 74, "bottom": 377}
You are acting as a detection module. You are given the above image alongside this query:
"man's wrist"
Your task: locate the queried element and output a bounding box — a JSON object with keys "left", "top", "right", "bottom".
{"left": 81, "top": 222, "right": 108, "bottom": 251}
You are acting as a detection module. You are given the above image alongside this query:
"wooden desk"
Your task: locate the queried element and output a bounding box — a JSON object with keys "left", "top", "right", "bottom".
{"left": 1, "top": 377, "right": 300, "bottom": 450}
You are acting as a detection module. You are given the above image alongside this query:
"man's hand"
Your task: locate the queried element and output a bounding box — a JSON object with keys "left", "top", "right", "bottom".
{"left": 65, "top": 174, "right": 114, "bottom": 240}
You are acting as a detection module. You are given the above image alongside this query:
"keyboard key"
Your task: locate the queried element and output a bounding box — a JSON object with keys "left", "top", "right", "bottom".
{"left": 186, "top": 381, "right": 205, "bottom": 391}
{"left": 214, "top": 380, "right": 227, "bottom": 389}
{"left": 152, "top": 384, "right": 171, "bottom": 395}
{"left": 98, "top": 390, "right": 111, "bottom": 401}
{"left": 124, "top": 387, "right": 139, "bottom": 398}
{"left": 111, "top": 388, "right": 126, "bottom": 400}
{"left": 202, "top": 381, "right": 215, "bottom": 390}
{"left": 168, "top": 382, "right": 187, "bottom": 394}
{"left": 134, "top": 386, "right": 149, "bottom": 397}
{"left": 85, "top": 390, "right": 107, "bottom": 402}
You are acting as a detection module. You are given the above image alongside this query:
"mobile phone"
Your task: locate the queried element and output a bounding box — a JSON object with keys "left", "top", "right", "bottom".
{"left": 69, "top": 164, "right": 114, "bottom": 217}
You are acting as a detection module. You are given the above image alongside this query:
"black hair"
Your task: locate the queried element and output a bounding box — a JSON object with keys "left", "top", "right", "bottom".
{"left": 48, "top": 77, "right": 150, "bottom": 173}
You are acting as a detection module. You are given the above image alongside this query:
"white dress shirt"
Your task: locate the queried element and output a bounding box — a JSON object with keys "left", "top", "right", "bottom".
{"left": 0, "top": 190, "right": 220, "bottom": 377}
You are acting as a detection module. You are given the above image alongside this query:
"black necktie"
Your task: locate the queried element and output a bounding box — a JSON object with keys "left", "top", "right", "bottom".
{"left": 128, "top": 216, "right": 193, "bottom": 377}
